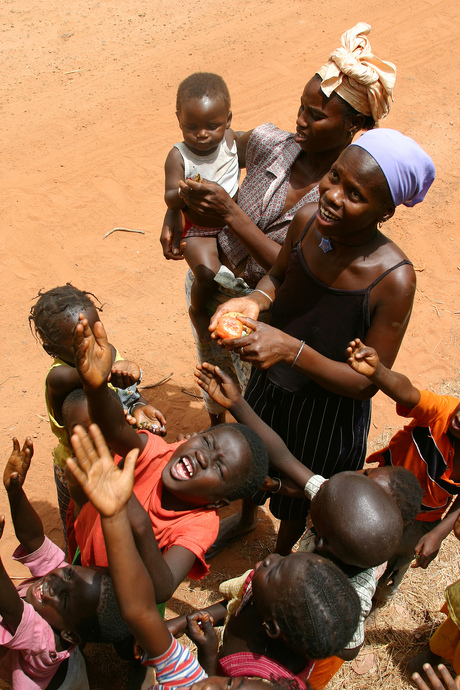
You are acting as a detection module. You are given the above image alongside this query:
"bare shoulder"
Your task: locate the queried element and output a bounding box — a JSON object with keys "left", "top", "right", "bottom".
{"left": 165, "top": 146, "right": 184, "bottom": 169}
{"left": 374, "top": 235, "right": 416, "bottom": 290}
{"left": 289, "top": 203, "right": 319, "bottom": 243}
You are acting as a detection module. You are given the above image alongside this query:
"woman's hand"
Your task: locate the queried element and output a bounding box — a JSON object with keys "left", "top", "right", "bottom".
{"left": 216, "top": 317, "right": 298, "bottom": 370}
{"left": 178, "top": 178, "right": 234, "bottom": 224}
{"left": 209, "top": 297, "right": 261, "bottom": 333}
{"left": 3, "top": 437, "right": 33, "bottom": 494}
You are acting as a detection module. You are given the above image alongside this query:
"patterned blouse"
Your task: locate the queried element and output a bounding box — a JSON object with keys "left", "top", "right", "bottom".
{"left": 218, "top": 122, "right": 320, "bottom": 287}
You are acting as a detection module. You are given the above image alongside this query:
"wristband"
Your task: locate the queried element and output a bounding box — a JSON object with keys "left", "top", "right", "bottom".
{"left": 291, "top": 340, "right": 305, "bottom": 368}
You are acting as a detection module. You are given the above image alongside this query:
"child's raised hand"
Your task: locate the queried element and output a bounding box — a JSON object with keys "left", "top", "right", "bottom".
{"left": 131, "top": 405, "right": 167, "bottom": 436}
{"left": 185, "top": 611, "right": 218, "bottom": 658}
{"left": 194, "top": 363, "right": 241, "bottom": 409}
{"left": 67, "top": 424, "right": 139, "bottom": 517}
{"left": 108, "top": 360, "right": 141, "bottom": 389}
{"left": 412, "top": 664, "right": 460, "bottom": 690}
{"left": 3, "top": 437, "right": 33, "bottom": 494}
{"left": 346, "top": 339, "right": 380, "bottom": 378}
{"left": 73, "top": 315, "right": 112, "bottom": 389}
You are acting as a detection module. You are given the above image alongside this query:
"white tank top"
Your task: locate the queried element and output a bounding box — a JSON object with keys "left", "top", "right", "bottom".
{"left": 174, "top": 138, "right": 239, "bottom": 197}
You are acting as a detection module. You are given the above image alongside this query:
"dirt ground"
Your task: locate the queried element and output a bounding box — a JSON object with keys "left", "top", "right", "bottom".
{"left": 1, "top": 0, "right": 459, "bottom": 687}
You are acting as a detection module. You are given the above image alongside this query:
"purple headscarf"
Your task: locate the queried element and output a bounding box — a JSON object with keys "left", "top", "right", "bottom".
{"left": 350, "top": 128, "right": 435, "bottom": 207}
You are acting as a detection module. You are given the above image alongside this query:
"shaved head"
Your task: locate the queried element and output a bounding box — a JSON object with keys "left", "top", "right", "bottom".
{"left": 310, "top": 472, "right": 403, "bottom": 569}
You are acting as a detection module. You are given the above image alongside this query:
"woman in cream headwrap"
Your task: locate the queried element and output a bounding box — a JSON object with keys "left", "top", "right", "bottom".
{"left": 161, "top": 24, "right": 396, "bottom": 433}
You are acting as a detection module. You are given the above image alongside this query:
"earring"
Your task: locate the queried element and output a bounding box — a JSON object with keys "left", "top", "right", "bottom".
{"left": 378, "top": 217, "right": 389, "bottom": 229}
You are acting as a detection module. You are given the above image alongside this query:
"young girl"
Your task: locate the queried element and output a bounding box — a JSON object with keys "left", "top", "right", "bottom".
{"left": 164, "top": 72, "right": 241, "bottom": 342}
{"left": 29, "top": 284, "right": 166, "bottom": 537}
{"left": 0, "top": 436, "right": 130, "bottom": 690}
{"left": 67, "top": 423, "right": 361, "bottom": 688}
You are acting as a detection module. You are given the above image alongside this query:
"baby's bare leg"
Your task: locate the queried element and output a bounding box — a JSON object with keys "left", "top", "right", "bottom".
{"left": 183, "top": 237, "right": 221, "bottom": 342}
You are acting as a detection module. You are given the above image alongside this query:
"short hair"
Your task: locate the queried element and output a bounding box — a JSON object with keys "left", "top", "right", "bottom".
{"left": 76, "top": 572, "right": 131, "bottom": 644}
{"left": 29, "top": 284, "right": 101, "bottom": 349}
{"left": 271, "top": 556, "right": 360, "bottom": 659}
{"left": 212, "top": 423, "right": 268, "bottom": 501}
{"left": 314, "top": 472, "right": 403, "bottom": 568}
{"left": 176, "top": 72, "right": 230, "bottom": 112}
{"left": 385, "top": 466, "right": 423, "bottom": 527}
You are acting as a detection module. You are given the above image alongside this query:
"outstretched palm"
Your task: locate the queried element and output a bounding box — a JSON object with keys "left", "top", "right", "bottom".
{"left": 3, "top": 437, "right": 34, "bottom": 493}
{"left": 194, "top": 363, "right": 240, "bottom": 409}
{"left": 67, "top": 424, "right": 138, "bottom": 518}
{"left": 74, "top": 315, "right": 113, "bottom": 389}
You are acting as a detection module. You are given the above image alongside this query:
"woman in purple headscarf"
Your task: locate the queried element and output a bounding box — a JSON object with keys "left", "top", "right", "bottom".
{"left": 208, "top": 128, "right": 435, "bottom": 554}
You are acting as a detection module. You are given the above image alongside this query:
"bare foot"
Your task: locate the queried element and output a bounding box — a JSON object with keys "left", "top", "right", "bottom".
{"left": 407, "top": 649, "right": 444, "bottom": 676}
{"left": 206, "top": 501, "right": 259, "bottom": 558}
{"left": 189, "top": 306, "right": 212, "bottom": 343}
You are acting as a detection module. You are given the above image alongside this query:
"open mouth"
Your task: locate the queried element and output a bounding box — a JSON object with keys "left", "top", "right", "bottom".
{"left": 319, "top": 204, "right": 339, "bottom": 223}
{"left": 172, "top": 456, "right": 196, "bottom": 480}
{"left": 32, "top": 579, "right": 46, "bottom": 603}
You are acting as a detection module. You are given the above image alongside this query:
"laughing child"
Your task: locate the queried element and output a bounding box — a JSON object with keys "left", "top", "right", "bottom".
{"left": 0, "top": 437, "right": 130, "bottom": 690}
{"left": 67, "top": 424, "right": 361, "bottom": 689}
{"left": 68, "top": 314, "right": 269, "bottom": 600}
{"left": 164, "top": 73, "right": 241, "bottom": 341}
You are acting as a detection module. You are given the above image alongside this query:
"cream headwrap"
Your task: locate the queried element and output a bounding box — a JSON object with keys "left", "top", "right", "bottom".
{"left": 317, "top": 23, "right": 396, "bottom": 121}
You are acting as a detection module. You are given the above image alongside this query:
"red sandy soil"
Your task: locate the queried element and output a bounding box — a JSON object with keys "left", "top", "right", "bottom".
{"left": 1, "top": 0, "right": 459, "bottom": 687}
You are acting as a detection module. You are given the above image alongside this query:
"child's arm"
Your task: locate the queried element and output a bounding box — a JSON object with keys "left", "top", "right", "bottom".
{"left": 67, "top": 424, "right": 173, "bottom": 658}
{"left": 346, "top": 339, "right": 421, "bottom": 409}
{"left": 412, "top": 664, "right": 460, "bottom": 690}
{"left": 73, "top": 315, "right": 147, "bottom": 457}
{"left": 0, "top": 517, "right": 25, "bottom": 633}
{"left": 164, "top": 148, "right": 187, "bottom": 210}
{"left": 4, "top": 438, "right": 44, "bottom": 554}
{"left": 195, "top": 363, "right": 314, "bottom": 488}
{"left": 412, "top": 498, "right": 460, "bottom": 570}
{"left": 184, "top": 611, "right": 219, "bottom": 676}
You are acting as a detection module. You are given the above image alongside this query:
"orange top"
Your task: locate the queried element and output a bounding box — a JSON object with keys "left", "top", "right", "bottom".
{"left": 75, "top": 432, "right": 219, "bottom": 578}
{"left": 367, "top": 389, "right": 460, "bottom": 522}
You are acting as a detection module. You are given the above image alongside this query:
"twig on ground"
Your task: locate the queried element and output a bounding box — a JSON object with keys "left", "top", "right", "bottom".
{"left": 103, "top": 227, "right": 145, "bottom": 239}
{"left": 181, "top": 388, "right": 202, "bottom": 399}
{"left": 0, "top": 375, "right": 19, "bottom": 387}
{"left": 139, "top": 372, "right": 173, "bottom": 389}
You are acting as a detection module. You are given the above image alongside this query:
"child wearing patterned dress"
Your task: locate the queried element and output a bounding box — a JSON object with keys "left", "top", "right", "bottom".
{"left": 164, "top": 73, "right": 241, "bottom": 341}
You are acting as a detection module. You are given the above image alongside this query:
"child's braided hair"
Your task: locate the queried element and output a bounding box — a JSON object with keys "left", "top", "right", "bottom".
{"left": 29, "top": 284, "right": 101, "bottom": 350}
{"left": 271, "top": 556, "right": 360, "bottom": 660}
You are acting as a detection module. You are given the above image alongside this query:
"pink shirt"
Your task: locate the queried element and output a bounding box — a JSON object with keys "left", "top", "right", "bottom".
{"left": 0, "top": 537, "right": 84, "bottom": 690}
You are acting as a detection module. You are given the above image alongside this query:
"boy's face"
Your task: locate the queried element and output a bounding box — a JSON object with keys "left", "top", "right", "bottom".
{"left": 161, "top": 426, "right": 251, "bottom": 507}
{"left": 25, "top": 565, "right": 102, "bottom": 634}
{"left": 449, "top": 403, "right": 460, "bottom": 439}
{"left": 176, "top": 97, "right": 231, "bottom": 156}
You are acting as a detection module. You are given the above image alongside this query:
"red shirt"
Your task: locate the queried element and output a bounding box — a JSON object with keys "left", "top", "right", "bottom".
{"left": 75, "top": 432, "right": 219, "bottom": 578}
{"left": 367, "top": 389, "right": 460, "bottom": 522}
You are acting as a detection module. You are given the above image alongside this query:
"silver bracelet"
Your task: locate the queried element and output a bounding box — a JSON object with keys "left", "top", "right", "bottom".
{"left": 252, "top": 289, "right": 273, "bottom": 307}
{"left": 291, "top": 340, "right": 305, "bottom": 368}
{"left": 272, "top": 477, "right": 282, "bottom": 493}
